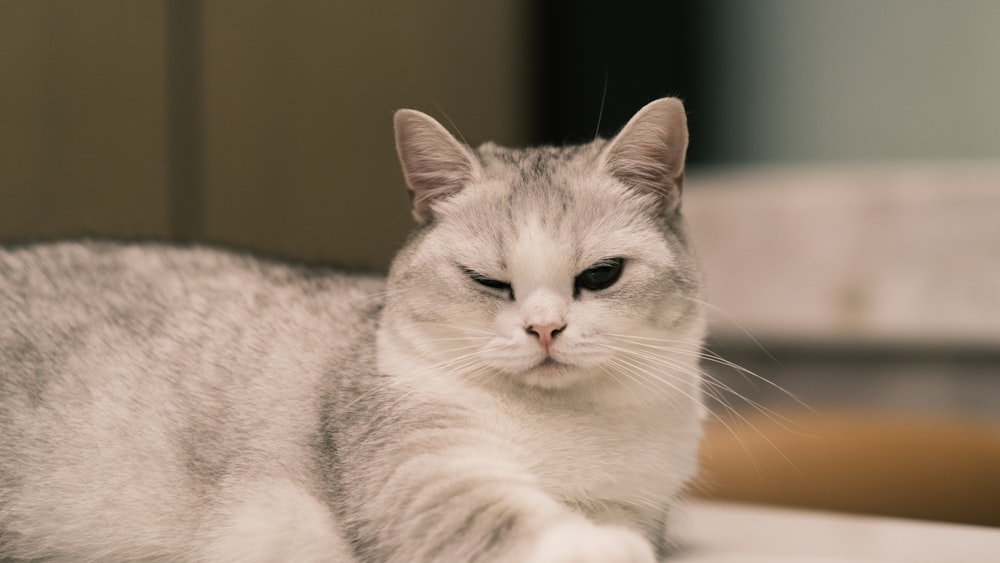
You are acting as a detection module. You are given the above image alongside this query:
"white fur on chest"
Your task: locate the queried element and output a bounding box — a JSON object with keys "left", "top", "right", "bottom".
{"left": 500, "top": 397, "right": 702, "bottom": 520}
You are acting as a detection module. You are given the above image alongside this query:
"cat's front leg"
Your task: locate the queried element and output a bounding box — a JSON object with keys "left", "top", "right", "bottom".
{"left": 343, "top": 451, "right": 657, "bottom": 563}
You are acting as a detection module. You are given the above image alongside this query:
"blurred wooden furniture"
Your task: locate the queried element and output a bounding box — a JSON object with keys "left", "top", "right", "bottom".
{"left": 695, "top": 412, "right": 1000, "bottom": 527}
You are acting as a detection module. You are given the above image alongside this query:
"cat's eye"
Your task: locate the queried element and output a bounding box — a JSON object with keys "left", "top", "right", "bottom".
{"left": 464, "top": 268, "right": 514, "bottom": 299}
{"left": 575, "top": 258, "right": 625, "bottom": 293}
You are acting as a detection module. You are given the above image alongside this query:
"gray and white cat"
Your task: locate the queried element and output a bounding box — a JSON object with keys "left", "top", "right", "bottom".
{"left": 0, "top": 97, "right": 706, "bottom": 562}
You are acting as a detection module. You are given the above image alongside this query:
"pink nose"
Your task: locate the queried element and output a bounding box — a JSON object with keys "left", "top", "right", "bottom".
{"left": 526, "top": 323, "right": 566, "bottom": 351}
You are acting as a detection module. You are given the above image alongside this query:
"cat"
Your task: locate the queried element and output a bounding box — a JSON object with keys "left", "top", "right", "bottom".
{"left": 0, "top": 97, "right": 706, "bottom": 563}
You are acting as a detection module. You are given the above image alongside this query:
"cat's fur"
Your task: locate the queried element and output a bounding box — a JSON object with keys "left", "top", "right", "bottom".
{"left": 0, "top": 98, "right": 706, "bottom": 562}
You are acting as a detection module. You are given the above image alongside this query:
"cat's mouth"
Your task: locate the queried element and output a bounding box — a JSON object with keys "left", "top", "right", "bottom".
{"left": 532, "top": 357, "right": 570, "bottom": 372}
{"left": 518, "top": 356, "right": 601, "bottom": 390}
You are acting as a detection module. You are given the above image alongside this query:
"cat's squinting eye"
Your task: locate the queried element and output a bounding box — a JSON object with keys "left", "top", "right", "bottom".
{"left": 575, "top": 258, "right": 625, "bottom": 293}
{"left": 464, "top": 269, "right": 514, "bottom": 299}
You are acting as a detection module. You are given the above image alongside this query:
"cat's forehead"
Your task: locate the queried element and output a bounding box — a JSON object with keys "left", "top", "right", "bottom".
{"left": 469, "top": 140, "right": 654, "bottom": 223}
{"left": 470, "top": 142, "right": 612, "bottom": 216}
{"left": 475, "top": 142, "right": 601, "bottom": 185}
{"left": 434, "top": 141, "right": 664, "bottom": 269}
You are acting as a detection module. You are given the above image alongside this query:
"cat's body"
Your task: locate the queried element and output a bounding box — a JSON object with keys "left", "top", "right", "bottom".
{"left": 0, "top": 98, "right": 706, "bottom": 562}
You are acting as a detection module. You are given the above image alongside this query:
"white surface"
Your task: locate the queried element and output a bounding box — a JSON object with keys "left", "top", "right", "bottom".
{"left": 671, "top": 501, "right": 1000, "bottom": 563}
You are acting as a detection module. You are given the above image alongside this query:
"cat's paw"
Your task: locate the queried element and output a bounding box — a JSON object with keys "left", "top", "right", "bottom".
{"left": 523, "top": 519, "right": 657, "bottom": 563}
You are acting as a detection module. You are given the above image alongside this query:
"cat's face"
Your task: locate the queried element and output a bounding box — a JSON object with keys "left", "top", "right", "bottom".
{"left": 382, "top": 99, "right": 705, "bottom": 392}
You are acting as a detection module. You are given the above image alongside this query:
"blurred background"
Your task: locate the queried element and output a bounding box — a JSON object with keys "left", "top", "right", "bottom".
{"left": 2, "top": 0, "right": 998, "bottom": 527}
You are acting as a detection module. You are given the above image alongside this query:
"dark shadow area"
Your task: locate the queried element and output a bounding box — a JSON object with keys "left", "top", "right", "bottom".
{"left": 532, "top": 0, "right": 720, "bottom": 165}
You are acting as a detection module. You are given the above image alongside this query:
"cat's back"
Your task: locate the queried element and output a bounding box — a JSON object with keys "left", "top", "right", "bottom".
{"left": 1, "top": 239, "right": 385, "bottom": 417}
{"left": 1, "top": 240, "right": 383, "bottom": 325}
{"left": 0, "top": 241, "right": 385, "bottom": 392}
{"left": 3, "top": 238, "right": 380, "bottom": 330}
{"left": 0, "top": 241, "right": 383, "bottom": 560}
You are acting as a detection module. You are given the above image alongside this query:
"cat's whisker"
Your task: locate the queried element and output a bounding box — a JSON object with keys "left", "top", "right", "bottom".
{"left": 606, "top": 355, "right": 712, "bottom": 419}
{"left": 419, "top": 354, "right": 484, "bottom": 378}
{"left": 604, "top": 360, "right": 678, "bottom": 413}
{"left": 420, "top": 336, "right": 491, "bottom": 346}
{"left": 602, "top": 340, "right": 809, "bottom": 435}
{"left": 386, "top": 354, "right": 483, "bottom": 390}
{"left": 438, "top": 338, "right": 491, "bottom": 354}
{"left": 605, "top": 334, "right": 812, "bottom": 415}
{"left": 602, "top": 355, "right": 759, "bottom": 468}
{"left": 607, "top": 360, "right": 718, "bottom": 431}
{"left": 605, "top": 333, "right": 701, "bottom": 345}
{"left": 680, "top": 296, "right": 780, "bottom": 365}
{"left": 427, "top": 97, "right": 471, "bottom": 148}
{"left": 605, "top": 357, "right": 687, "bottom": 407}
{"left": 696, "top": 346, "right": 805, "bottom": 407}
{"left": 413, "top": 321, "right": 495, "bottom": 337}
{"left": 594, "top": 342, "right": 801, "bottom": 475}
{"left": 411, "top": 342, "right": 489, "bottom": 358}
{"left": 593, "top": 70, "right": 609, "bottom": 142}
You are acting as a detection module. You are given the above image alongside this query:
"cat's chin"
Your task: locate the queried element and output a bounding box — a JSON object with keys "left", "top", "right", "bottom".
{"left": 516, "top": 359, "right": 596, "bottom": 390}
{"left": 536, "top": 357, "right": 563, "bottom": 369}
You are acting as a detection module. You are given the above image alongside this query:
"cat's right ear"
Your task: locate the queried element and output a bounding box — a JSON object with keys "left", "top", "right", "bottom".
{"left": 394, "top": 109, "right": 480, "bottom": 224}
{"left": 599, "top": 97, "right": 689, "bottom": 215}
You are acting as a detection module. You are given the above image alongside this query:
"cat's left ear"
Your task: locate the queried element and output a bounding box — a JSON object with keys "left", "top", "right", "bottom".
{"left": 394, "top": 109, "right": 480, "bottom": 224}
{"left": 599, "top": 97, "right": 688, "bottom": 215}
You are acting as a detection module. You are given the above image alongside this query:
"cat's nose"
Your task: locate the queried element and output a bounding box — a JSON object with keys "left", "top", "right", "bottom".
{"left": 526, "top": 322, "right": 566, "bottom": 352}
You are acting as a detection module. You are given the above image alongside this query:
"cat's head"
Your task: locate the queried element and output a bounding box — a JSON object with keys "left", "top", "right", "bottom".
{"left": 380, "top": 98, "right": 705, "bottom": 395}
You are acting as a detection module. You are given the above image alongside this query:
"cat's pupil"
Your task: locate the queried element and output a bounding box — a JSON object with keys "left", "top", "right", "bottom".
{"left": 575, "top": 258, "right": 625, "bottom": 293}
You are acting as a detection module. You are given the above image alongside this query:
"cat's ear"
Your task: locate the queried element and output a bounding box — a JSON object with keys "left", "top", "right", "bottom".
{"left": 394, "top": 109, "right": 480, "bottom": 224}
{"left": 599, "top": 97, "right": 688, "bottom": 215}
